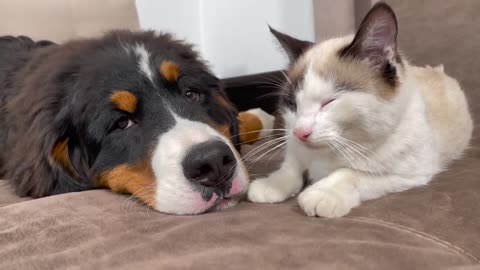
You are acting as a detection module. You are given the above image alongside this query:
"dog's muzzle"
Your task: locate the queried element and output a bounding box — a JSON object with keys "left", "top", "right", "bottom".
{"left": 150, "top": 115, "right": 248, "bottom": 215}
{"left": 182, "top": 140, "right": 237, "bottom": 192}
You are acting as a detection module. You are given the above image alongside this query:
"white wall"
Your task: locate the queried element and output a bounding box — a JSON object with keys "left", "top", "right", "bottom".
{"left": 135, "top": 0, "right": 315, "bottom": 79}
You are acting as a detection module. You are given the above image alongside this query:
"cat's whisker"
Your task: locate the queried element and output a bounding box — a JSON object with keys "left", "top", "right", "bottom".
{"left": 330, "top": 138, "right": 374, "bottom": 176}
{"left": 230, "top": 128, "right": 288, "bottom": 139}
{"left": 245, "top": 141, "right": 287, "bottom": 171}
{"left": 280, "top": 70, "right": 295, "bottom": 89}
{"left": 235, "top": 132, "right": 286, "bottom": 146}
{"left": 243, "top": 137, "right": 287, "bottom": 160}
{"left": 308, "top": 134, "right": 383, "bottom": 175}
{"left": 241, "top": 136, "right": 288, "bottom": 161}
{"left": 329, "top": 138, "right": 374, "bottom": 176}
{"left": 336, "top": 136, "right": 378, "bottom": 156}
{"left": 331, "top": 136, "right": 387, "bottom": 176}
{"left": 259, "top": 72, "right": 289, "bottom": 88}
{"left": 241, "top": 138, "right": 288, "bottom": 162}
{"left": 327, "top": 139, "right": 354, "bottom": 168}
{"left": 256, "top": 90, "right": 288, "bottom": 100}
{"left": 265, "top": 142, "right": 286, "bottom": 166}
{"left": 241, "top": 137, "right": 285, "bottom": 159}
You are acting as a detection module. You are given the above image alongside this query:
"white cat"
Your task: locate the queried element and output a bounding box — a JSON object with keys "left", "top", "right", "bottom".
{"left": 248, "top": 3, "right": 473, "bottom": 217}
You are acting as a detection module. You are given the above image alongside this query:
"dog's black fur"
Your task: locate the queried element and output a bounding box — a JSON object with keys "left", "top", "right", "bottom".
{"left": 0, "top": 31, "right": 239, "bottom": 198}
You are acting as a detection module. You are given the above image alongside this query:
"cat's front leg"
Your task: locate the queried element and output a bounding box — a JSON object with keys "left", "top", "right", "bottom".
{"left": 298, "top": 168, "right": 361, "bottom": 217}
{"left": 298, "top": 168, "right": 430, "bottom": 217}
{"left": 248, "top": 155, "right": 304, "bottom": 203}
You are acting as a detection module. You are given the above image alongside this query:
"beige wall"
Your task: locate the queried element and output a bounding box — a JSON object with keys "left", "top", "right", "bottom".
{"left": 1, "top": 0, "right": 363, "bottom": 45}
{"left": 0, "top": 0, "right": 139, "bottom": 42}
{"left": 313, "top": 0, "right": 373, "bottom": 42}
{"left": 313, "top": 0, "right": 355, "bottom": 42}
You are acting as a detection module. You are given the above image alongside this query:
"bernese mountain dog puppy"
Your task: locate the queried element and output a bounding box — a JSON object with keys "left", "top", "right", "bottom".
{"left": 0, "top": 31, "right": 264, "bottom": 215}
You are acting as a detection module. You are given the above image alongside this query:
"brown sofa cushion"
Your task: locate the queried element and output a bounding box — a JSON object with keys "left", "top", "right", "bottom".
{"left": 1, "top": 151, "right": 479, "bottom": 270}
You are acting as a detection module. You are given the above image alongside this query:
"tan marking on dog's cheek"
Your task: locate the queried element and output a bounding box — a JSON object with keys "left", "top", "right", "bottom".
{"left": 160, "top": 61, "right": 180, "bottom": 82}
{"left": 238, "top": 112, "right": 263, "bottom": 144}
{"left": 50, "top": 138, "right": 78, "bottom": 176}
{"left": 97, "top": 161, "right": 156, "bottom": 207}
{"left": 111, "top": 90, "right": 138, "bottom": 113}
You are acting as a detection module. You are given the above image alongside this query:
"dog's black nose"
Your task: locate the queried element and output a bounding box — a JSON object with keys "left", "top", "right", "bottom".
{"left": 182, "top": 140, "right": 237, "bottom": 187}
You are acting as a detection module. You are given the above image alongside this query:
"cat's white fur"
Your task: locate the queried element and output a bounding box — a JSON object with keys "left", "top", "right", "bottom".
{"left": 248, "top": 34, "right": 473, "bottom": 217}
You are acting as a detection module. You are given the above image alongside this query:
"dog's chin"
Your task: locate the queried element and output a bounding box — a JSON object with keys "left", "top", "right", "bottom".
{"left": 200, "top": 177, "right": 248, "bottom": 214}
{"left": 215, "top": 197, "right": 242, "bottom": 210}
{"left": 157, "top": 192, "right": 244, "bottom": 216}
{"left": 207, "top": 193, "right": 245, "bottom": 213}
{"left": 151, "top": 175, "right": 248, "bottom": 215}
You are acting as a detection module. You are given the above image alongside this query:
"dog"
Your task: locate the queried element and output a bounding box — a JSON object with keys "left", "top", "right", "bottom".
{"left": 0, "top": 31, "right": 269, "bottom": 215}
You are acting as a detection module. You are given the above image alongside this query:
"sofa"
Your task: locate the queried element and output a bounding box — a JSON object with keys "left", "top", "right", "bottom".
{"left": 0, "top": 1, "right": 479, "bottom": 269}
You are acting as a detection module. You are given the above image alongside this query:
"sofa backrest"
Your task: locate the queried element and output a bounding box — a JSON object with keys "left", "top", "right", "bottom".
{"left": 0, "top": 0, "right": 139, "bottom": 42}
{"left": 386, "top": 0, "right": 480, "bottom": 151}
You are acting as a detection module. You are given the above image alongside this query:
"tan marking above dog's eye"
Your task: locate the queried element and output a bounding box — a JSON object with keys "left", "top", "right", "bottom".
{"left": 111, "top": 90, "right": 138, "bottom": 113}
{"left": 160, "top": 61, "right": 180, "bottom": 82}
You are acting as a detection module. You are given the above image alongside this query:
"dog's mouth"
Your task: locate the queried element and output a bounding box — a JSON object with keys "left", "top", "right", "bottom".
{"left": 210, "top": 196, "right": 241, "bottom": 212}
{"left": 204, "top": 176, "right": 247, "bottom": 213}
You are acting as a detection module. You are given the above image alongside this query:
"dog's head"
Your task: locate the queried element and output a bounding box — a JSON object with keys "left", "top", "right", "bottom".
{"left": 7, "top": 31, "right": 249, "bottom": 214}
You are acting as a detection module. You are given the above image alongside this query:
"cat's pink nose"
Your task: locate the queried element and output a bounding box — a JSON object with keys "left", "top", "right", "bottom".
{"left": 293, "top": 128, "right": 312, "bottom": 141}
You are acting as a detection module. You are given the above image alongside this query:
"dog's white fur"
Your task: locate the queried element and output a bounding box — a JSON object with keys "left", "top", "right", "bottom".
{"left": 152, "top": 113, "right": 249, "bottom": 215}
{"left": 248, "top": 34, "right": 473, "bottom": 217}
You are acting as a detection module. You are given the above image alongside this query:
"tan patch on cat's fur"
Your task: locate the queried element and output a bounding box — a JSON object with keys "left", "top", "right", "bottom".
{"left": 288, "top": 55, "right": 309, "bottom": 86}
{"left": 316, "top": 59, "right": 399, "bottom": 100}
{"left": 288, "top": 36, "right": 400, "bottom": 101}
{"left": 412, "top": 65, "right": 473, "bottom": 163}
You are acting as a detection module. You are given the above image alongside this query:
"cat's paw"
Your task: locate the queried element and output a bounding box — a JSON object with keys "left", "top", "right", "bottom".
{"left": 298, "top": 186, "right": 359, "bottom": 218}
{"left": 248, "top": 177, "right": 290, "bottom": 203}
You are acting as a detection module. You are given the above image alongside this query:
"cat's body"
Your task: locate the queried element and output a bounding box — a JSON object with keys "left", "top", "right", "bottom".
{"left": 248, "top": 3, "right": 473, "bottom": 217}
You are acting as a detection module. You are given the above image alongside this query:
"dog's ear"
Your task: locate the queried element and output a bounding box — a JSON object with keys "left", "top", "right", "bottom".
{"left": 269, "top": 25, "right": 314, "bottom": 62}
{"left": 6, "top": 69, "right": 92, "bottom": 197}
{"left": 49, "top": 104, "right": 93, "bottom": 189}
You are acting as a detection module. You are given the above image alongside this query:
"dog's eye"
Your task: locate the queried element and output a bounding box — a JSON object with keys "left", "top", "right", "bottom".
{"left": 185, "top": 89, "right": 203, "bottom": 103}
{"left": 116, "top": 117, "right": 135, "bottom": 130}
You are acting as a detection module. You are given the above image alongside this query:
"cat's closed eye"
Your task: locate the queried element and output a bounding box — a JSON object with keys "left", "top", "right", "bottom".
{"left": 321, "top": 98, "right": 335, "bottom": 108}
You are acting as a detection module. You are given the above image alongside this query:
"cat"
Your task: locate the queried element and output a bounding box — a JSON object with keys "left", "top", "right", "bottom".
{"left": 247, "top": 3, "right": 473, "bottom": 217}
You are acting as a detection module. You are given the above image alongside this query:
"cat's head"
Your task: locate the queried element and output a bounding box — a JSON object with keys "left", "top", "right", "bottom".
{"left": 272, "top": 3, "right": 406, "bottom": 149}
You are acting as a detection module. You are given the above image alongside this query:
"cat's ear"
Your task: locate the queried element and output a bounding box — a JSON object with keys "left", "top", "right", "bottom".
{"left": 340, "top": 3, "right": 399, "bottom": 68}
{"left": 269, "top": 25, "right": 313, "bottom": 62}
